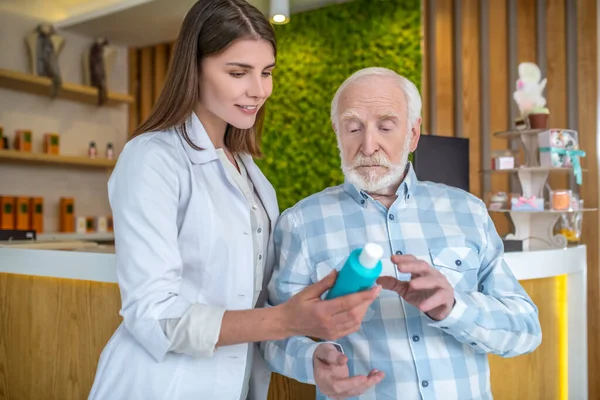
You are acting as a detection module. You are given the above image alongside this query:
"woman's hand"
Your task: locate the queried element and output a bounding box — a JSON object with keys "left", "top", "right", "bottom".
{"left": 281, "top": 271, "right": 381, "bottom": 340}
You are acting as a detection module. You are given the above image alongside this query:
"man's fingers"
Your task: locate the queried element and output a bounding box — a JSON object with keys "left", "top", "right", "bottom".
{"left": 326, "top": 285, "right": 380, "bottom": 316}
{"left": 327, "top": 375, "right": 368, "bottom": 395}
{"left": 391, "top": 255, "right": 433, "bottom": 275}
{"left": 390, "top": 254, "right": 418, "bottom": 263}
{"left": 419, "top": 289, "right": 448, "bottom": 313}
{"left": 316, "top": 345, "right": 347, "bottom": 366}
{"left": 341, "top": 371, "right": 385, "bottom": 397}
{"left": 376, "top": 276, "right": 408, "bottom": 293}
{"left": 409, "top": 276, "right": 444, "bottom": 291}
{"left": 330, "top": 371, "right": 385, "bottom": 398}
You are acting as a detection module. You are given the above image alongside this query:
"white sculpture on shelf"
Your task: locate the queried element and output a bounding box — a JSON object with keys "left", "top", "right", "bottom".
{"left": 513, "top": 62, "right": 547, "bottom": 114}
{"left": 513, "top": 62, "right": 549, "bottom": 129}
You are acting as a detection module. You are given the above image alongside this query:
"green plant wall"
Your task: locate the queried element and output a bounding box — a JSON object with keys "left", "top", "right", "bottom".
{"left": 258, "top": 0, "right": 422, "bottom": 211}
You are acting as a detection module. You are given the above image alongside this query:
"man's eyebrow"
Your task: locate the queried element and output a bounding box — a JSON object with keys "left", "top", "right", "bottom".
{"left": 225, "top": 62, "right": 276, "bottom": 69}
{"left": 340, "top": 109, "right": 361, "bottom": 120}
{"left": 378, "top": 111, "right": 400, "bottom": 120}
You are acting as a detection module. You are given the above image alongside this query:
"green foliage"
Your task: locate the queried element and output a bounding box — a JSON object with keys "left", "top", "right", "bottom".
{"left": 257, "top": 0, "right": 422, "bottom": 211}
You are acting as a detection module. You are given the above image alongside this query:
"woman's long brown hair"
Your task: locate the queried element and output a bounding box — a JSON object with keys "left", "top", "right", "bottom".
{"left": 131, "top": 0, "right": 276, "bottom": 157}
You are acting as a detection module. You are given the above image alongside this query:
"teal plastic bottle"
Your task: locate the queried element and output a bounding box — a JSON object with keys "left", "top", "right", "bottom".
{"left": 325, "top": 243, "right": 384, "bottom": 300}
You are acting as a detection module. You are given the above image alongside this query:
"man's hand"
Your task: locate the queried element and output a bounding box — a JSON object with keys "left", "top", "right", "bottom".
{"left": 281, "top": 270, "right": 381, "bottom": 341}
{"left": 314, "top": 343, "right": 384, "bottom": 399}
{"left": 377, "top": 255, "right": 455, "bottom": 321}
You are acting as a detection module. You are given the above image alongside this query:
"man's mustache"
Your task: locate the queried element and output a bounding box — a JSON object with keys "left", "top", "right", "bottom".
{"left": 351, "top": 155, "right": 392, "bottom": 169}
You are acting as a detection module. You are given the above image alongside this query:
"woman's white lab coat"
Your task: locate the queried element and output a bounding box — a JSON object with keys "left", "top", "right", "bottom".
{"left": 88, "top": 113, "right": 279, "bottom": 400}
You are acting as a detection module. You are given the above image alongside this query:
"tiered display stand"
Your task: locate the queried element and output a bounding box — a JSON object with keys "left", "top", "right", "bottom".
{"left": 486, "top": 128, "right": 596, "bottom": 251}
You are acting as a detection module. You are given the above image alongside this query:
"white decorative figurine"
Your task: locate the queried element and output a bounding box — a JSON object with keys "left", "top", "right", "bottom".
{"left": 513, "top": 62, "right": 549, "bottom": 129}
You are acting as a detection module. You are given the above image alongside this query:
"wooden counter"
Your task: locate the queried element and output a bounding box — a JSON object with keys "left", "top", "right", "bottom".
{"left": 0, "top": 246, "right": 587, "bottom": 399}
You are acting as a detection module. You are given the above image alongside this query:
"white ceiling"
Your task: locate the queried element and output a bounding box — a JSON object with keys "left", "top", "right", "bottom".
{"left": 0, "top": 0, "right": 353, "bottom": 47}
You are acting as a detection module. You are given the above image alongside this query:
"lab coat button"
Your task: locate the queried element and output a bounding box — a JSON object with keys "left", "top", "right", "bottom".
{"left": 252, "top": 204, "right": 258, "bottom": 210}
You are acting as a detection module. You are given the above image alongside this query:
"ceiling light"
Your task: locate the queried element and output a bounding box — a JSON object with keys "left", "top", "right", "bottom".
{"left": 269, "top": 0, "right": 290, "bottom": 25}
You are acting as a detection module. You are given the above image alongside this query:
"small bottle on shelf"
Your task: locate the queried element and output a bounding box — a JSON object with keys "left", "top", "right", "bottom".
{"left": 88, "top": 141, "right": 97, "bottom": 158}
{"left": 106, "top": 143, "right": 114, "bottom": 160}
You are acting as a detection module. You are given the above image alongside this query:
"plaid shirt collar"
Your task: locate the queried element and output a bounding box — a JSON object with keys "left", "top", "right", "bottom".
{"left": 343, "top": 162, "right": 417, "bottom": 208}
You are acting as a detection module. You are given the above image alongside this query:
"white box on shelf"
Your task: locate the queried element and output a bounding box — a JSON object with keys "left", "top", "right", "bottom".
{"left": 492, "top": 156, "right": 515, "bottom": 170}
{"left": 76, "top": 217, "right": 87, "bottom": 234}
{"left": 538, "top": 129, "right": 579, "bottom": 168}
{"left": 96, "top": 217, "right": 107, "bottom": 233}
{"left": 510, "top": 195, "right": 544, "bottom": 211}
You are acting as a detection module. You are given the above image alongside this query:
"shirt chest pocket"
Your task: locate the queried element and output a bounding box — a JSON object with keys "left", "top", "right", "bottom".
{"left": 429, "top": 247, "right": 480, "bottom": 292}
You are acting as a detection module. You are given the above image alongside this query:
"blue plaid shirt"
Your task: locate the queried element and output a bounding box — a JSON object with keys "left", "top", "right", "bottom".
{"left": 262, "top": 163, "right": 541, "bottom": 400}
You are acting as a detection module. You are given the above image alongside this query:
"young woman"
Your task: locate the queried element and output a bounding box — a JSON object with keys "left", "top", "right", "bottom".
{"left": 88, "top": 1, "right": 379, "bottom": 399}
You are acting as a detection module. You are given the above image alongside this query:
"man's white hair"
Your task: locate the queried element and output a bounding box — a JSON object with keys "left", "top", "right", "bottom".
{"left": 330, "top": 67, "right": 422, "bottom": 132}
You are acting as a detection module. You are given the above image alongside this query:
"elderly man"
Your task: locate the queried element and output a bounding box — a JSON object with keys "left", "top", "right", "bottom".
{"left": 262, "top": 67, "right": 541, "bottom": 400}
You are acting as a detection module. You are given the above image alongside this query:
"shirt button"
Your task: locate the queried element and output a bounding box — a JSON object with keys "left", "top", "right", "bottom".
{"left": 257, "top": 228, "right": 262, "bottom": 233}
{"left": 389, "top": 214, "right": 395, "bottom": 220}
{"left": 360, "top": 199, "right": 365, "bottom": 205}
{"left": 455, "top": 259, "right": 462, "bottom": 266}
{"left": 421, "top": 380, "right": 429, "bottom": 388}
{"left": 440, "top": 326, "right": 448, "bottom": 330}
{"left": 258, "top": 255, "right": 263, "bottom": 260}
{"left": 395, "top": 250, "right": 403, "bottom": 255}
{"left": 252, "top": 204, "right": 258, "bottom": 210}
{"left": 412, "top": 335, "right": 420, "bottom": 342}
{"left": 470, "top": 342, "right": 477, "bottom": 346}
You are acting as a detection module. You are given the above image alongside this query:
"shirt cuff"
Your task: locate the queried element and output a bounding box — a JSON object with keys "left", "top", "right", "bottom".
{"left": 426, "top": 290, "right": 478, "bottom": 334}
{"left": 163, "top": 303, "right": 227, "bottom": 358}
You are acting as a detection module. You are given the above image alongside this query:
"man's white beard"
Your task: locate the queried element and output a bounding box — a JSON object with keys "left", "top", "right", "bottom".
{"left": 341, "top": 137, "right": 411, "bottom": 194}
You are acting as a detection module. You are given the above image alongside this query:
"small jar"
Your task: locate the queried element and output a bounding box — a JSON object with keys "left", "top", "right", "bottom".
{"left": 550, "top": 189, "right": 572, "bottom": 211}
{"left": 488, "top": 192, "right": 508, "bottom": 210}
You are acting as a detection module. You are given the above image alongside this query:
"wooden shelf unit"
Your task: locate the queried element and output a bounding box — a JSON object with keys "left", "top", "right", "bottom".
{"left": 0, "top": 149, "right": 116, "bottom": 169}
{"left": 0, "top": 68, "right": 134, "bottom": 106}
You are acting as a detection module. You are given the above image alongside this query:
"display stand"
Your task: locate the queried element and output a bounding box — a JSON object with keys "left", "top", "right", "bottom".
{"left": 487, "top": 128, "right": 596, "bottom": 251}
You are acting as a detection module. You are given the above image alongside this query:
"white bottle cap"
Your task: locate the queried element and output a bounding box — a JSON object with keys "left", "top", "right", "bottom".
{"left": 358, "top": 243, "right": 384, "bottom": 268}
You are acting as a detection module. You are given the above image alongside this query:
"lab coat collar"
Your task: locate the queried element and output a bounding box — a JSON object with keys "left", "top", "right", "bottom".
{"left": 180, "top": 112, "right": 219, "bottom": 165}
{"left": 238, "top": 153, "right": 280, "bottom": 229}
{"left": 181, "top": 112, "right": 280, "bottom": 224}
